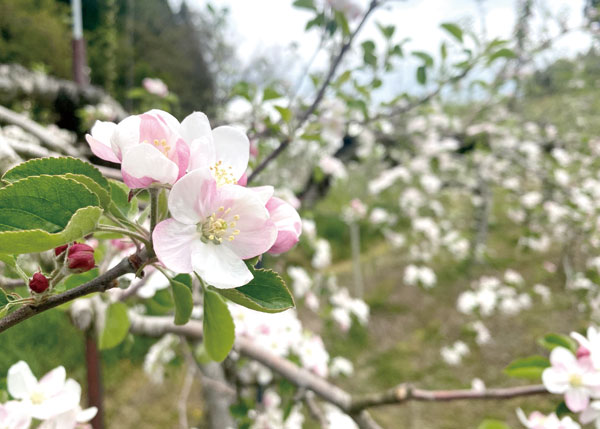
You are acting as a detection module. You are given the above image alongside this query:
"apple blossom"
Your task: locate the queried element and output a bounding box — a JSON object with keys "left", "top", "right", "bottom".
{"left": 7, "top": 361, "right": 81, "bottom": 420}
{"left": 517, "top": 409, "right": 581, "bottom": 429}
{"left": 571, "top": 327, "right": 600, "bottom": 369}
{"left": 179, "top": 111, "right": 250, "bottom": 186}
{"left": 0, "top": 401, "right": 31, "bottom": 429}
{"left": 142, "top": 77, "right": 168, "bottom": 97}
{"left": 153, "top": 169, "right": 277, "bottom": 288}
{"left": 85, "top": 109, "right": 190, "bottom": 188}
{"left": 542, "top": 347, "right": 600, "bottom": 412}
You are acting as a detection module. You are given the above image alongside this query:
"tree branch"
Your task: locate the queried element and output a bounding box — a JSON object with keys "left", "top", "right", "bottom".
{"left": 247, "top": 0, "right": 381, "bottom": 184}
{"left": 127, "top": 314, "right": 550, "bottom": 429}
{"left": 0, "top": 250, "right": 147, "bottom": 334}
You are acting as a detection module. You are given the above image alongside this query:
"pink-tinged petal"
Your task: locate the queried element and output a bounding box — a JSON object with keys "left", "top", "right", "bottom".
{"left": 76, "top": 406, "right": 98, "bottom": 423}
{"left": 168, "top": 168, "right": 217, "bottom": 224}
{"left": 138, "top": 110, "right": 179, "bottom": 145}
{"left": 110, "top": 115, "right": 140, "bottom": 159}
{"left": 266, "top": 197, "right": 302, "bottom": 255}
{"left": 121, "top": 170, "right": 154, "bottom": 189}
{"left": 212, "top": 126, "right": 250, "bottom": 180}
{"left": 251, "top": 186, "right": 274, "bottom": 205}
{"left": 7, "top": 361, "right": 37, "bottom": 400}
{"left": 146, "top": 109, "right": 180, "bottom": 132}
{"left": 172, "top": 137, "right": 190, "bottom": 180}
{"left": 580, "top": 403, "right": 600, "bottom": 424}
{"left": 542, "top": 367, "right": 569, "bottom": 393}
{"left": 237, "top": 172, "right": 248, "bottom": 186}
{"left": 153, "top": 219, "right": 197, "bottom": 273}
{"left": 91, "top": 120, "right": 117, "bottom": 144}
{"left": 188, "top": 136, "right": 216, "bottom": 171}
{"left": 565, "top": 387, "right": 590, "bottom": 412}
{"left": 218, "top": 184, "right": 277, "bottom": 259}
{"left": 38, "top": 366, "right": 66, "bottom": 397}
{"left": 181, "top": 111, "right": 212, "bottom": 146}
{"left": 121, "top": 145, "right": 179, "bottom": 187}
{"left": 86, "top": 134, "right": 120, "bottom": 163}
{"left": 191, "top": 241, "right": 253, "bottom": 289}
{"left": 0, "top": 401, "right": 31, "bottom": 429}
{"left": 38, "top": 411, "right": 78, "bottom": 429}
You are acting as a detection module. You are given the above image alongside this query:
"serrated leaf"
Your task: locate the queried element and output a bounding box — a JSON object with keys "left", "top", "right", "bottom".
{"left": 99, "top": 302, "right": 130, "bottom": 350}
{"left": 274, "top": 106, "right": 292, "bottom": 123}
{"left": 214, "top": 269, "right": 294, "bottom": 313}
{"left": 0, "top": 176, "right": 102, "bottom": 254}
{"left": 203, "top": 288, "right": 235, "bottom": 362}
{"left": 441, "top": 22, "right": 463, "bottom": 43}
{"left": 171, "top": 275, "right": 193, "bottom": 325}
{"left": 416, "top": 65, "right": 427, "bottom": 85}
{"left": 504, "top": 355, "right": 550, "bottom": 379}
{"left": 3, "top": 157, "right": 110, "bottom": 208}
{"left": 478, "top": 419, "right": 509, "bottom": 429}
{"left": 262, "top": 87, "right": 283, "bottom": 102}
{"left": 538, "top": 333, "right": 577, "bottom": 353}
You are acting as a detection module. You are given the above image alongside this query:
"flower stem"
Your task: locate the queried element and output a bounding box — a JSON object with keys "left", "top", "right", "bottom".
{"left": 95, "top": 225, "right": 150, "bottom": 247}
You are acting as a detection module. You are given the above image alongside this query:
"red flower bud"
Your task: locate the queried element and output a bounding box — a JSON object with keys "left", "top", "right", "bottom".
{"left": 54, "top": 244, "right": 69, "bottom": 256}
{"left": 29, "top": 273, "right": 49, "bottom": 294}
{"left": 66, "top": 243, "right": 95, "bottom": 273}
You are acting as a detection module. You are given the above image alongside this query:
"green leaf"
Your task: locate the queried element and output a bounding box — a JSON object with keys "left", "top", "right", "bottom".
{"left": 441, "top": 22, "right": 463, "bottom": 43}
{"left": 108, "top": 180, "right": 133, "bottom": 219}
{"left": 171, "top": 275, "right": 193, "bottom": 325}
{"left": 262, "top": 87, "right": 282, "bottom": 102}
{"left": 334, "top": 11, "right": 350, "bottom": 36}
{"left": 62, "top": 268, "right": 99, "bottom": 290}
{"left": 293, "top": 0, "right": 315, "bottom": 10}
{"left": 377, "top": 22, "right": 395, "bottom": 39}
{"left": 3, "top": 157, "right": 110, "bottom": 208}
{"left": 203, "top": 288, "right": 235, "bottom": 362}
{"left": 504, "top": 355, "right": 550, "bottom": 379}
{"left": 362, "top": 40, "right": 377, "bottom": 66}
{"left": 335, "top": 70, "right": 352, "bottom": 86}
{"left": 274, "top": 106, "right": 292, "bottom": 123}
{"left": 412, "top": 51, "right": 434, "bottom": 67}
{"left": 99, "top": 302, "right": 130, "bottom": 350}
{"left": 416, "top": 65, "right": 427, "bottom": 85}
{"left": 477, "top": 419, "right": 509, "bottom": 429}
{"left": 487, "top": 48, "right": 516, "bottom": 64}
{"left": 538, "top": 333, "right": 577, "bottom": 353}
{"left": 0, "top": 288, "right": 9, "bottom": 307}
{"left": 0, "top": 176, "right": 102, "bottom": 254}
{"left": 0, "top": 254, "right": 16, "bottom": 268}
{"left": 214, "top": 269, "right": 295, "bottom": 313}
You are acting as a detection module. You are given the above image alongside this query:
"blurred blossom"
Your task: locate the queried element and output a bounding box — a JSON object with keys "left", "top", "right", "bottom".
{"left": 312, "top": 239, "right": 332, "bottom": 269}
{"left": 143, "top": 334, "right": 179, "bottom": 384}
{"left": 319, "top": 155, "right": 347, "bottom": 180}
{"left": 142, "top": 77, "right": 168, "bottom": 97}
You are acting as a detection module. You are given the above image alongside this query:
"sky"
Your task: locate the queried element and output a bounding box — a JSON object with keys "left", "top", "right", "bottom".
{"left": 169, "top": 0, "right": 592, "bottom": 93}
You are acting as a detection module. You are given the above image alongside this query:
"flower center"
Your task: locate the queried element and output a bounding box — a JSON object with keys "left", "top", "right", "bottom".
{"left": 30, "top": 390, "right": 46, "bottom": 405}
{"left": 147, "top": 138, "right": 171, "bottom": 156}
{"left": 569, "top": 373, "right": 583, "bottom": 387}
{"left": 210, "top": 160, "right": 236, "bottom": 186}
{"left": 198, "top": 206, "right": 240, "bottom": 245}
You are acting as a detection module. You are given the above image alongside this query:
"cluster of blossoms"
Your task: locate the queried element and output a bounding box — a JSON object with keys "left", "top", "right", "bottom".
{"left": 538, "top": 327, "right": 600, "bottom": 426}
{"left": 0, "top": 361, "right": 96, "bottom": 429}
{"left": 86, "top": 109, "right": 301, "bottom": 288}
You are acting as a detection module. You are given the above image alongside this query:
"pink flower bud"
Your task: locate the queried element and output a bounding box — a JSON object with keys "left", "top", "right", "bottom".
{"left": 577, "top": 345, "right": 591, "bottom": 359}
{"left": 54, "top": 244, "right": 68, "bottom": 256}
{"left": 266, "top": 197, "right": 302, "bottom": 255}
{"left": 66, "top": 243, "right": 96, "bottom": 272}
{"left": 29, "top": 273, "right": 49, "bottom": 294}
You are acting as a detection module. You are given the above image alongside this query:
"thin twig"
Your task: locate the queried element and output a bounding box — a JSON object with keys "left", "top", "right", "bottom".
{"left": 247, "top": 0, "right": 381, "bottom": 184}
{"left": 0, "top": 250, "right": 147, "bottom": 334}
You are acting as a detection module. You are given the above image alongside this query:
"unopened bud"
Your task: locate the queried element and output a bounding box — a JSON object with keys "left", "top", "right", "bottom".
{"left": 54, "top": 244, "right": 68, "bottom": 256}
{"left": 66, "top": 243, "right": 96, "bottom": 273}
{"left": 29, "top": 273, "right": 49, "bottom": 294}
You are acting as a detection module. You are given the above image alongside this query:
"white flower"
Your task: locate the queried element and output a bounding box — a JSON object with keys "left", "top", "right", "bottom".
{"left": 330, "top": 357, "right": 354, "bottom": 377}
{"left": 287, "top": 266, "right": 312, "bottom": 298}
{"left": 0, "top": 401, "right": 31, "bottom": 429}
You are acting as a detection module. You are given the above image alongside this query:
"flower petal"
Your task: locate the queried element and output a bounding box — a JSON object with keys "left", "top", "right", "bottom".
{"left": 86, "top": 121, "right": 120, "bottom": 163}
{"left": 218, "top": 184, "right": 277, "bottom": 259}
{"left": 191, "top": 241, "right": 253, "bottom": 288}
{"left": 110, "top": 115, "right": 141, "bottom": 159}
{"left": 266, "top": 197, "right": 302, "bottom": 254}
{"left": 168, "top": 168, "right": 217, "bottom": 224}
{"left": 38, "top": 366, "right": 66, "bottom": 397}
{"left": 181, "top": 111, "right": 213, "bottom": 146}
{"left": 566, "top": 387, "right": 590, "bottom": 412}
{"left": 251, "top": 186, "right": 274, "bottom": 205}
{"left": 121, "top": 144, "right": 179, "bottom": 187}
{"left": 7, "top": 361, "right": 37, "bottom": 400}
{"left": 76, "top": 406, "right": 98, "bottom": 423}
{"left": 153, "top": 219, "right": 197, "bottom": 273}
{"left": 212, "top": 126, "right": 249, "bottom": 180}
{"left": 542, "top": 367, "right": 569, "bottom": 393}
